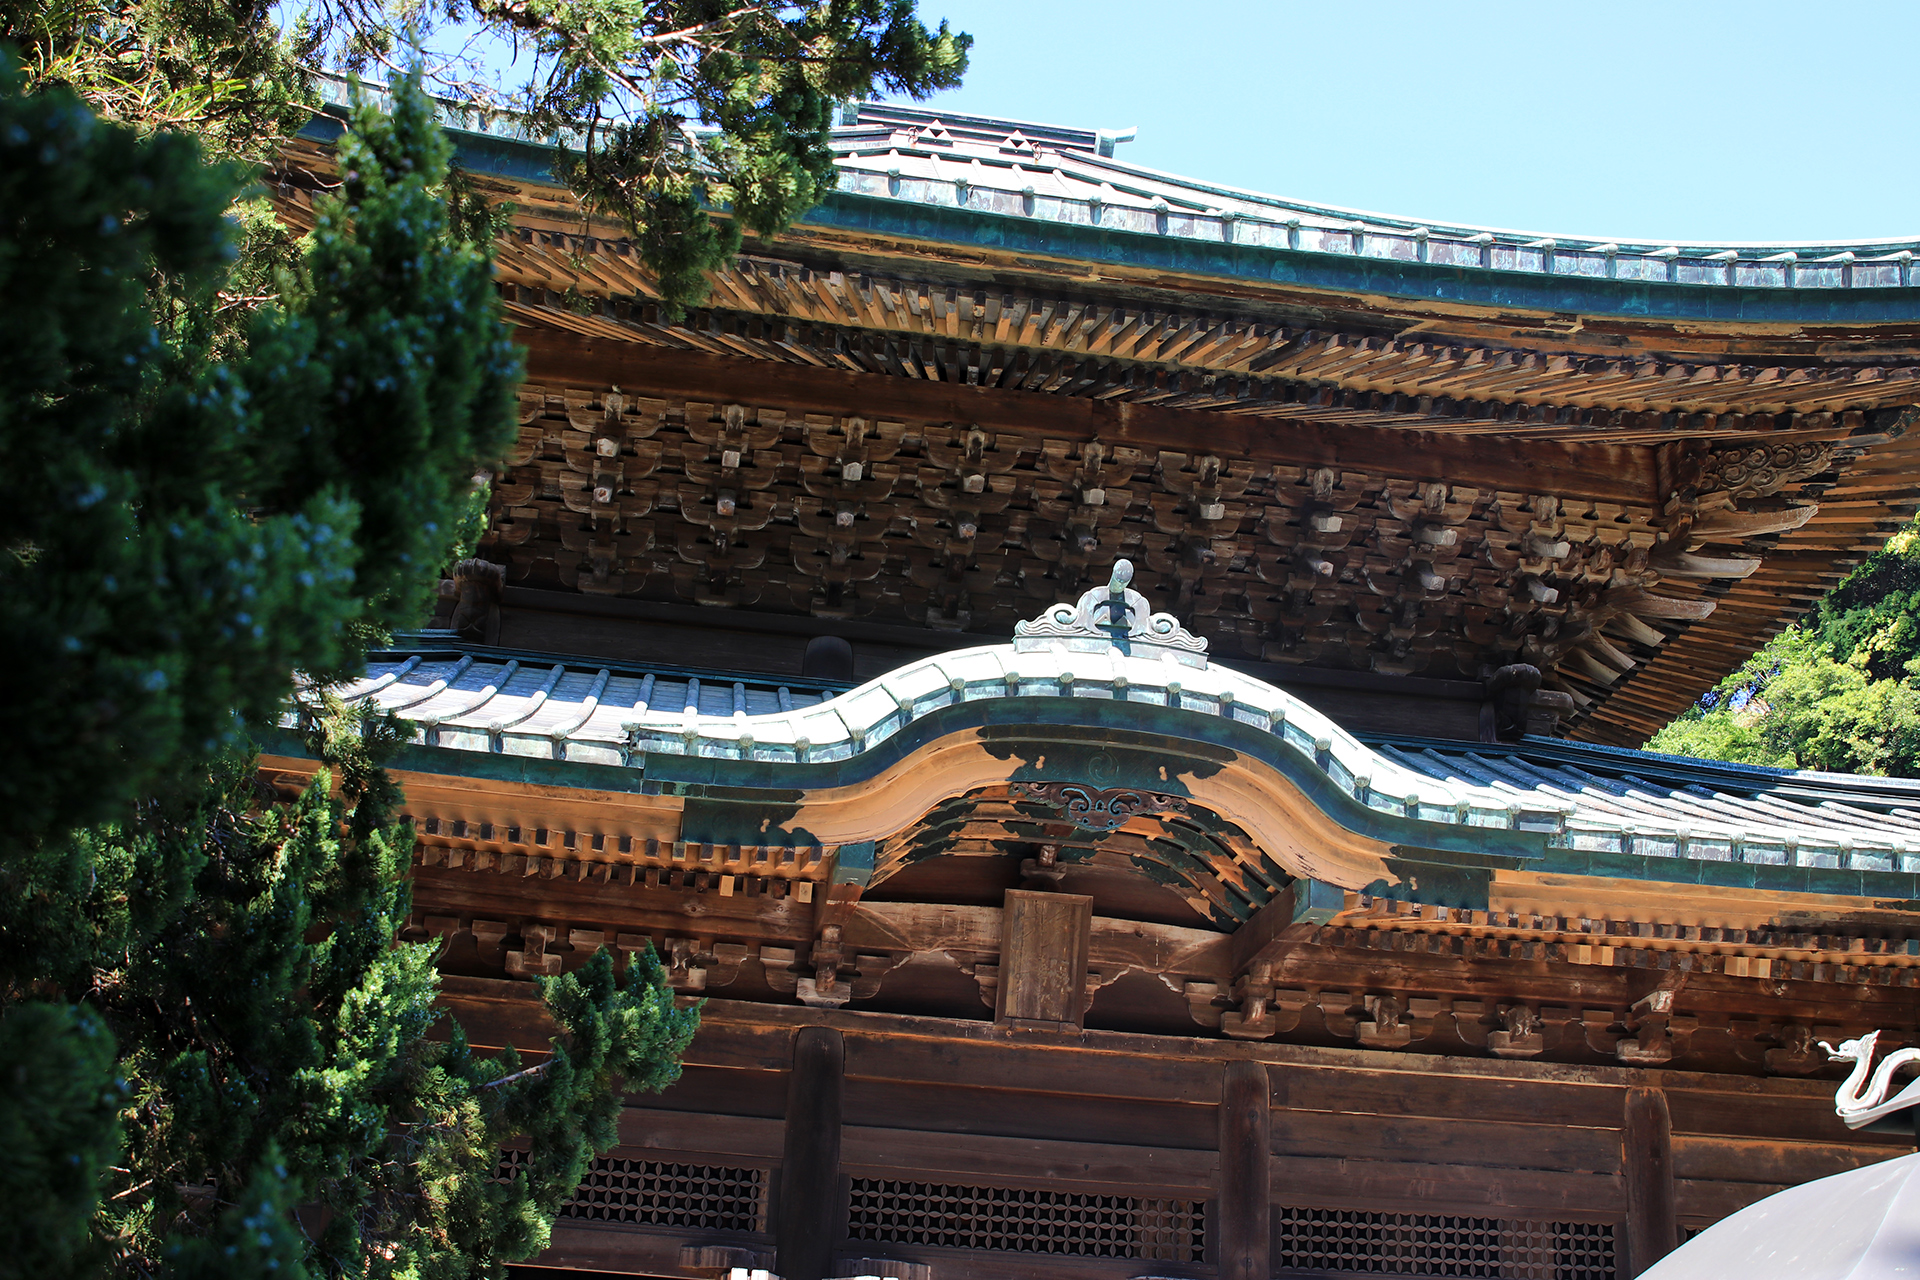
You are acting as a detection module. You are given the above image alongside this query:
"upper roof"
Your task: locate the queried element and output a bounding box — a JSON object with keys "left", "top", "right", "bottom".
{"left": 828, "top": 102, "right": 1920, "bottom": 302}
{"left": 305, "top": 79, "right": 1920, "bottom": 319}
{"left": 282, "top": 82, "right": 1920, "bottom": 748}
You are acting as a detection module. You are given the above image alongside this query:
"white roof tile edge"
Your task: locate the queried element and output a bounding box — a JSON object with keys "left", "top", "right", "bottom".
{"left": 331, "top": 641, "right": 1551, "bottom": 834}
{"left": 305, "top": 639, "right": 1920, "bottom": 872}
{"left": 826, "top": 142, "right": 1920, "bottom": 291}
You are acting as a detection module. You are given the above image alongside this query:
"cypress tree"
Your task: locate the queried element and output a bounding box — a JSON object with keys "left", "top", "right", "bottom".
{"left": 2, "top": 0, "right": 972, "bottom": 317}
{"left": 0, "top": 58, "right": 697, "bottom": 1277}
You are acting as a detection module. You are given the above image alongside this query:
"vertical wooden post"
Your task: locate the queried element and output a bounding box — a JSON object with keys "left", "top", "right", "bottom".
{"left": 1623, "top": 1086, "right": 1677, "bottom": 1277}
{"left": 1217, "top": 1059, "right": 1272, "bottom": 1280}
{"left": 777, "top": 1026, "right": 845, "bottom": 1280}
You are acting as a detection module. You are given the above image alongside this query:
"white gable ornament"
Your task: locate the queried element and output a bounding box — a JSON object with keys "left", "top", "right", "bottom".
{"left": 1824, "top": 1030, "right": 1920, "bottom": 1131}
{"left": 1013, "top": 560, "right": 1208, "bottom": 668}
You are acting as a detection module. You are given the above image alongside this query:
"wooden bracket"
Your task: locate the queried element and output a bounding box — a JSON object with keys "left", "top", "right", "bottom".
{"left": 1229, "top": 878, "right": 1344, "bottom": 978}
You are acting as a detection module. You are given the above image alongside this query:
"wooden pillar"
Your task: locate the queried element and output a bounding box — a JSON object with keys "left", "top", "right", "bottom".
{"left": 1217, "top": 1060, "right": 1272, "bottom": 1280}
{"left": 1622, "top": 1086, "right": 1677, "bottom": 1277}
{"left": 777, "top": 1026, "right": 845, "bottom": 1280}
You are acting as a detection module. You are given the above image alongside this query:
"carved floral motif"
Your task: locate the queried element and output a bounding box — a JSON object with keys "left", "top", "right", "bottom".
{"left": 1010, "top": 781, "right": 1189, "bottom": 831}
{"left": 1012, "top": 558, "right": 1208, "bottom": 664}
{"left": 1684, "top": 441, "right": 1836, "bottom": 499}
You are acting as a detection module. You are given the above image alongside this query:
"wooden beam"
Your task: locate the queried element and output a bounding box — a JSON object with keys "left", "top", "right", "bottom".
{"left": 1230, "top": 878, "right": 1345, "bottom": 977}
{"left": 1217, "top": 1060, "right": 1272, "bottom": 1280}
{"left": 1623, "top": 1086, "right": 1678, "bottom": 1277}
{"left": 776, "top": 1026, "right": 846, "bottom": 1280}
{"left": 517, "top": 329, "right": 1661, "bottom": 505}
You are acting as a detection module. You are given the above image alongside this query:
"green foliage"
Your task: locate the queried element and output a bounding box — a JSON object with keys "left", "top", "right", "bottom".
{"left": 162, "top": 1148, "right": 313, "bottom": 1280}
{"left": 10, "top": 0, "right": 972, "bottom": 318}
{"left": 528, "top": 0, "right": 970, "bottom": 312}
{"left": 0, "top": 54, "right": 518, "bottom": 849}
{"left": 0, "top": 700, "right": 696, "bottom": 1277}
{"left": 0, "top": 1004, "right": 125, "bottom": 1274}
{"left": 1648, "top": 517, "right": 1920, "bottom": 775}
{"left": 0, "top": 0, "right": 318, "bottom": 158}
{"left": 0, "top": 65, "right": 696, "bottom": 1279}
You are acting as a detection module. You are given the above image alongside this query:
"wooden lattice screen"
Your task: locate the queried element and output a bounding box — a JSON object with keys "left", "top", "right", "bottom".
{"left": 497, "top": 1149, "right": 767, "bottom": 1233}
{"left": 1275, "top": 1205, "right": 1619, "bottom": 1279}
{"left": 845, "top": 1176, "right": 1206, "bottom": 1262}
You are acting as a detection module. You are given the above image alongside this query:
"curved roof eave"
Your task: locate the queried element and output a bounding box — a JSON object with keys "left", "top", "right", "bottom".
{"left": 819, "top": 145, "right": 1920, "bottom": 324}
{"left": 795, "top": 185, "right": 1920, "bottom": 326}
{"left": 1032, "top": 147, "right": 1920, "bottom": 257}
{"left": 306, "top": 585, "right": 1920, "bottom": 902}
{"left": 832, "top": 100, "right": 1920, "bottom": 262}
{"left": 294, "top": 76, "right": 1920, "bottom": 324}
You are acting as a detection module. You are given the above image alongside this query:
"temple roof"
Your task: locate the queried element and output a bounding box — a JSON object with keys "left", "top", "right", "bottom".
{"left": 278, "top": 85, "right": 1920, "bottom": 747}
{"left": 826, "top": 102, "right": 1920, "bottom": 309}
{"left": 308, "top": 80, "right": 1920, "bottom": 314}
{"left": 322, "top": 594, "right": 1920, "bottom": 893}
{"left": 271, "top": 571, "right": 1920, "bottom": 1035}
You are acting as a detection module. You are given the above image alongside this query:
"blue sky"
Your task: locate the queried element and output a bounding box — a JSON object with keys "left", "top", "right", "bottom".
{"left": 906, "top": 0, "right": 1920, "bottom": 246}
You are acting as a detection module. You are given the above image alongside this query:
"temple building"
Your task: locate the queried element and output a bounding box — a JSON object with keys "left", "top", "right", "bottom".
{"left": 266, "top": 94, "right": 1920, "bottom": 1279}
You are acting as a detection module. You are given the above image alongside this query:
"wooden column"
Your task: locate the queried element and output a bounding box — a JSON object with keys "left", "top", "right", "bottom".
{"left": 1622, "top": 1086, "right": 1677, "bottom": 1277}
{"left": 1217, "top": 1060, "right": 1272, "bottom": 1280}
{"left": 776, "top": 1026, "right": 846, "bottom": 1280}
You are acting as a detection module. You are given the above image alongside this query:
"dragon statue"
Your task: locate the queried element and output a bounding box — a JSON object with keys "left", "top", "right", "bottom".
{"left": 1821, "top": 1030, "right": 1920, "bottom": 1129}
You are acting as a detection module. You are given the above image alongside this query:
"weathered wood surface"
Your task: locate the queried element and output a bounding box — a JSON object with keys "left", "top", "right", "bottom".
{"left": 454, "top": 992, "right": 1913, "bottom": 1277}
{"left": 476, "top": 335, "right": 1920, "bottom": 744}
{"left": 424, "top": 873, "right": 1920, "bottom": 1079}
{"left": 1270, "top": 1154, "right": 1628, "bottom": 1217}
{"left": 614, "top": 1107, "right": 784, "bottom": 1160}
{"left": 996, "top": 890, "right": 1093, "bottom": 1028}
{"left": 842, "top": 1077, "right": 1217, "bottom": 1151}
{"left": 488, "top": 256, "right": 1920, "bottom": 430}
{"left": 1272, "top": 1060, "right": 1621, "bottom": 1129}
{"left": 514, "top": 331, "right": 1665, "bottom": 503}
{"left": 539, "top": 1220, "right": 705, "bottom": 1275}
{"left": 1273, "top": 1108, "right": 1623, "bottom": 1175}
{"left": 444, "top": 983, "right": 1884, "bottom": 1106}
{"left": 776, "top": 1026, "right": 845, "bottom": 1280}
{"left": 1622, "top": 1088, "right": 1677, "bottom": 1276}
{"left": 838, "top": 1124, "right": 1215, "bottom": 1193}
{"left": 1670, "top": 1133, "right": 1901, "bottom": 1184}
{"left": 1674, "top": 1175, "right": 1788, "bottom": 1224}
{"left": 1217, "top": 1061, "right": 1271, "bottom": 1280}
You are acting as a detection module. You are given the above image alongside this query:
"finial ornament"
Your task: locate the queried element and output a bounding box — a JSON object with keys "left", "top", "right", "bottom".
{"left": 1823, "top": 1030, "right": 1920, "bottom": 1129}
{"left": 1014, "top": 559, "right": 1209, "bottom": 667}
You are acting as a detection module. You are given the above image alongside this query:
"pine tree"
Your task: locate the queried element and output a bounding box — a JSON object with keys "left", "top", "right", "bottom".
{"left": 0, "top": 61, "right": 698, "bottom": 1278}
{"left": 3, "top": 0, "right": 972, "bottom": 316}
{"left": 0, "top": 47, "right": 518, "bottom": 849}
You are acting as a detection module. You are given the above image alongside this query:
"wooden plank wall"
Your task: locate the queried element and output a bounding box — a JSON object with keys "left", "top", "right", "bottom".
{"left": 456, "top": 989, "right": 1907, "bottom": 1280}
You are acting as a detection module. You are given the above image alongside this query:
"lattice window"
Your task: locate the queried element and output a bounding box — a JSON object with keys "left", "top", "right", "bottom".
{"left": 846, "top": 1177, "right": 1204, "bottom": 1261}
{"left": 1276, "top": 1205, "right": 1618, "bottom": 1279}
{"left": 496, "top": 1149, "right": 766, "bottom": 1233}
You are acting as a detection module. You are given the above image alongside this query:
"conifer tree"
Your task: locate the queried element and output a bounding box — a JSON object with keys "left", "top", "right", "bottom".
{"left": 0, "top": 45, "right": 517, "bottom": 847}
{"left": 2, "top": 0, "right": 971, "bottom": 315}
{"left": 0, "top": 59, "right": 698, "bottom": 1277}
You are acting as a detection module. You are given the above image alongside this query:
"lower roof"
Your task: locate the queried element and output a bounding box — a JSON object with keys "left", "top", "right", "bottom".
{"left": 318, "top": 624, "right": 1920, "bottom": 895}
